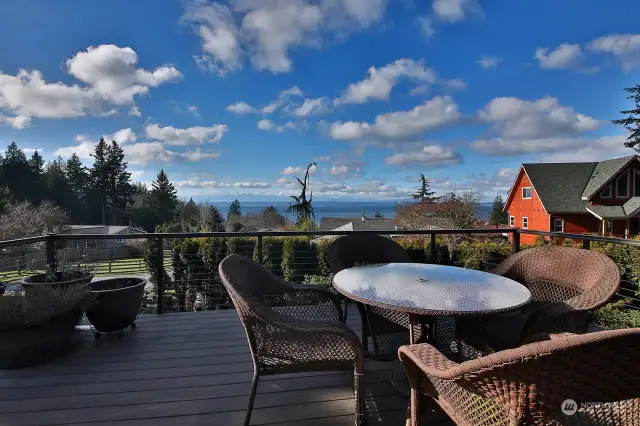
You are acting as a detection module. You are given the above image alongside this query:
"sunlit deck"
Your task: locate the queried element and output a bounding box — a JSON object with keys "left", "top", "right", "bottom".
{"left": 0, "top": 310, "right": 455, "bottom": 426}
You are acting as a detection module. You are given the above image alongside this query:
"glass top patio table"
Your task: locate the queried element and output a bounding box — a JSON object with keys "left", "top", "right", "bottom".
{"left": 332, "top": 263, "right": 531, "bottom": 317}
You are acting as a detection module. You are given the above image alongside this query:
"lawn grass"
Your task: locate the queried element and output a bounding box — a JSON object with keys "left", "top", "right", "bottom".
{"left": 0, "top": 257, "right": 172, "bottom": 283}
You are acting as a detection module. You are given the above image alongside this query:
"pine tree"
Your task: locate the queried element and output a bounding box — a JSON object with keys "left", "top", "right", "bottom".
{"left": 228, "top": 199, "right": 242, "bottom": 220}
{"left": 488, "top": 195, "right": 508, "bottom": 225}
{"left": 150, "top": 169, "right": 179, "bottom": 225}
{"left": 65, "top": 153, "right": 90, "bottom": 222}
{"left": 286, "top": 162, "right": 316, "bottom": 225}
{"left": 44, "top": 157, "right": 74, "bottom": 213}
{"left": 89, "top": 138, "right": 110, "bottom": 224}
{"left": 613, "top": 84, "right": 640, "bottom": 150}
{"left": 0, "top": 143, "right": 31, "bottom": 202}
{"left": 200, "top": 205, "right": 225, "bottom": 231}
{"left": 28, "top": 151, "right": 44, "bottom": 175}
{"left": 412, "top": 174, "right": 437, "bottom": 203}
{"left": 105, "top": 140, "right": 133, "bottom": 224}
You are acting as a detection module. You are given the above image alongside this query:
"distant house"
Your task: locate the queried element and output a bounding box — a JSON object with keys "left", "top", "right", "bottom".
{"left": 61, "top": 225, "right": 147, "bottom": 249}
{"left": 505, "top": 155, "right": 640, "bottom": 245}
{"left": 313, "top": 213, "right": 401, "bottom": 243}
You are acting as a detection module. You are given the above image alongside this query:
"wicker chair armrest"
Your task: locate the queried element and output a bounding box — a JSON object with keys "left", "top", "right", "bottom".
{"left": 522, "top": 302, "right": 590, "bottom": 338}
{"left": 285, "top": 284, "right": 344, "bottom": 320}
{"left": 521, "top": 332, "right": 577, "bottom": 344}
{"left": 398, "top": 343, "right": 463, "bottom": 381}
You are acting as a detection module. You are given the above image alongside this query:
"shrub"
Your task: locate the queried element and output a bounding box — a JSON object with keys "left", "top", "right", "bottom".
{"left": 282, "top": 237, "right": 318, "bottom": 283}
{"left": 302, "top": 274, "right": 333, "bottom": 289}
{"left": 314, "top": 240, "right": 332, "bottom": 277}
{"left": 227, "top": 237, "right": 256, "bottom": 259}
{"left": 253, "top": 237, "right": 285, "bottom": 277}
{"left": 591, "top": 300, "right": 640, "bottom": 329}
{"left": 457, "top": 240, "right": 511, "bottom": 270}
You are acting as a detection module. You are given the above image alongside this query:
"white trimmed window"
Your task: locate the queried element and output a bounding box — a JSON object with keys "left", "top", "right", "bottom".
{"left": 522, "top": 217, "right": 529, "bottom": 229}
{"left": 600, "top": 184, "right": 612, "bottom": 199}
{"left": 116, "top": 238, "right": 125, "bottom": 243}
{"left": 509, "top": 215, "right": 515, "bottom": 226}
{"left": 616, "top": 169, "right": 630, "bottom": 198}
{"left": 522, "top": 187, "right": 532, "bottom": 199}
{"left": 552, "top": 218, "right": 564, "bottom": 233}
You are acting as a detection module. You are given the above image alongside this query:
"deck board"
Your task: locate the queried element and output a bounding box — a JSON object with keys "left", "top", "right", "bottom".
{"left": 0, "top": 309, "right": 449, "bottom": 426}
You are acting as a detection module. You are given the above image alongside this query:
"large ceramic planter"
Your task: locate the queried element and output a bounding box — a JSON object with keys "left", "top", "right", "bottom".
{"left": 85, "top": 277, "right": 146, "bottom": 333}
{"left": 0, "top": 310, "right": 79, "bottom": 369}
{"left": 20, "top": 273, "right": 94, "bottom": 326}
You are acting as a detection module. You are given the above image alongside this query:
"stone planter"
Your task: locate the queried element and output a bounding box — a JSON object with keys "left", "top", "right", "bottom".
{"left": 0, "top": 310, "right": 79, "bottom": 369}
{"left": 481, "top": 256, "right": 508, "bottom": 273}
{"left": 20, "top": 273, "right": 94, "bottom": 326}
{"left": 85, "top": 277, "right": 146, "bottom": 335}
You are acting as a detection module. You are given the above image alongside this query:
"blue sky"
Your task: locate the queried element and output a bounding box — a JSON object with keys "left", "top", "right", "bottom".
{"left": 0, "top": 0, "right": 639, "bottom": 202}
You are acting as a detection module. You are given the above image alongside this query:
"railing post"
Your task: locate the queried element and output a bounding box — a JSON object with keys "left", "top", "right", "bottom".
{"left": 257, "top": 235, "right": 263, "bottom": 265}
{"left": 430, "top": 233, "right": 437, "bottom": 263}
{"left": 46, "top": 233, "right": 57, "bottom": 270}
{"left": 155, "top": 237, "right": 165, "bottom": 314}
{"left": 582, "top": 239, "right": 591, "bottom": 250}
{"left": 512, "top": 230, "right": 520, "bottom": 254}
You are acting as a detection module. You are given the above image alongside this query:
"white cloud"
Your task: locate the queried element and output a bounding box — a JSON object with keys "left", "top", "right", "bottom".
{"left": 478, "top": 56, "right": 501, "bottom": 69}
{"left": 282, "top": 164, "right": 317, "bottom": 175}
{"left": 384, "top": 144, "right": 462, "bottom": 167}
{"left": 432, "top": 0, "right": 482, "bottom": 23}
{"left": 130, "top": 170, "right": 146, "bottom": 180}
{"left": 110, "top": 128, "right": 137, "bottom": 144}
{"left": 537, "top": 135, "right": 635, "bottom": 162}
{"left": 280, "top": 85, "right": 303, "bottom": 97}
{"left": 261, "top": 85, "right": 303, "bottom": 114}
{"left": 293, "top": 97, "right": 329, "bottom": 116}
{"left": 66, "top": 44, "right": 181, "bottom": 104}
{"left": 417, "top": 16, "right": 435, "bottom": 39}
{"left": 314, "top": 155, "right": 331, "bottom": 162}
{"left": 478, "top": 96, "right": 599, "bottom": 140}
{"left": 0, "top": 115, "right": 31, "bottom": 129}
{"left": 534, "top": 43, "right": 582, "bottom": 69}
{"left": 330, "top": 96, "right": 460, "bottom": 140}
{"left": 335, "top": 59, "right": 436, "bottom": 105}
{"left": 257, "top": 118, "right": 279, "bottom": 131}
{"left": 0, "top": 45, "right": 180, "bottom": 125}
{"left": 588, "top": 34, "right": 640, "bottom": 69}
{"left": 175, "top": 178, "right": 271, "bottom": 189}
{"left": 445, "top": 78, "right": 466, "bottom": 90}
{"left": 183, "top": 0, "right": 387, "bottom": 74}
{"left": 183, "top": 1, "right": 243, "bottom": 75}
{"left": 145, "top": 123, "right": 228, "bottom": 145}
{"left": 226, "top": 101, "right": 257, "bottom": 114}
{"left": 181, "top": 148, "right": 222, "bottom": 161}
{"left": 329, "top": 165, "right": 350, "bottom": 175}
{"left": 128, "top": 106, "right": 141, "bottom": 117}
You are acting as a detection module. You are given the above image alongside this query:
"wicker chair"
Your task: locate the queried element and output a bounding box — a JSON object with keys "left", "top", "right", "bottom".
{"left": 482, "top": 246, "right": 620, "bottom": 350}
{"left": 327, "top": 234, "right": 423, "bottom": 359}
{"left": 399, "top": 328, "right": 640, "bottom": 426}
{"left": 219, "top": 254, "right": 366, "bottom": 426}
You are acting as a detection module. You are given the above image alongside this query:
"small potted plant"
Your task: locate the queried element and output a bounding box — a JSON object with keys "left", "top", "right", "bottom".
{"left": 0, "top": 283, "right": 93, "bottom": 369}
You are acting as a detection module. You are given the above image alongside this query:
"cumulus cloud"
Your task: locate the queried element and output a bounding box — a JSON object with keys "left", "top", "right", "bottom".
{"left": 432, "top": 0, "right": 482, "bottom": 22}
{"left": 144, "top": 123, "right": 228, "bottom": 145}
{"left": 257, "top": 118, "right": 280, "bottom": 131}
{"left": 335, "top": 59, "right": 436, "bottom": 105}
{"left": 174, "top": 178, "right": 271, "bottom": 189}
{"left": 534, "top": 43, "right": 582, "bottom": 69}
{"left": 384, "top": 144, "right": 462, "bottom": 167}
{"left": 0, "top": 115, "right": 31, "bottom": 129}
{"left": 478, "top": 56, "right": 501, "bottom": 69}
{"left": 226, "top": 101, "right": 257, "bottom": 114}
{"left": 282, "top": 164, "right": 317, "bottom": 175}
{"left": 183, "top": 0, "right": 387, "bottom": 74}
{"left": 0, "top": 45, "right": 180, "bottom": 126}
{"left": 588, "top": 33, "right": 640, "bottom": 69}
{"left": 293, "top": 97, "right": 330, "bottom": 116}
{"left": 261, "top": 85, "right": 303, "bottom": 114}
{"left": 478, "top": 96, "right": 599, "bottom": 140}
{"left": 128, "top": 106, "right": 141, "bottom": 117}
{"left": 330, "top": 96, "right": 460, "bottom": 140}
{"left": 536, "top": 135, "right": 635, "bottom": 162}
{"left": 417, "top": 16, "right": 435, "bottom": 39}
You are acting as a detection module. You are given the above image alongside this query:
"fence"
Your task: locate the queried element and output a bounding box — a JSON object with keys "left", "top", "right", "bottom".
{"left": 0, "top": 229, "right": 638, "bottom": 323}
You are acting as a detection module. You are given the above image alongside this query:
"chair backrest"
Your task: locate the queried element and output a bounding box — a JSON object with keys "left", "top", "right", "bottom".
{"left": 457, "top": 328, "right": 640, "bottom": 423}
{"left": 327, "top": 234, "right": 411, "bottom": 273}
{"left": 493, "top": 246, "right": 620, "bottom": 305}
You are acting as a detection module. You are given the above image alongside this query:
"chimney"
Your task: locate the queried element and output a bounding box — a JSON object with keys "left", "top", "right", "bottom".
{"left": 361, "top": 209, "right": 366, "bottom": 221}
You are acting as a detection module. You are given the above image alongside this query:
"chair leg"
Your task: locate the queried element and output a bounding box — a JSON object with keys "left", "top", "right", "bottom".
{"left": 343, "top": 299, "right": 350, "bottom": 323}
{"left": 354, "top": 361, "right": 366, "bottom": 426}
{"left": 245, "top": 372, "right": 260, "bottom": 426}
{"left": 405, "top": 364, "right": 421, "bottom": 426}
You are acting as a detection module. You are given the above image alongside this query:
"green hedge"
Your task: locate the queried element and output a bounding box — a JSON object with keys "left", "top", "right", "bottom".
{"left": 457, "top": 240, "right": 512, "bottom": 270}
{"left": 591, "top": 300, "right": 640, "bottom": 329}
{"left": 282, "top": 237, "right": 318, "bottom": 282}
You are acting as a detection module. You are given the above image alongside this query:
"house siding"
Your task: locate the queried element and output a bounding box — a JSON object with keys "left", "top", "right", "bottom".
{"left": 551, "top": 214, "right": 600, "bottom": 235}
{"left": 506, "top": 170, "right": 550, "bottom": 245}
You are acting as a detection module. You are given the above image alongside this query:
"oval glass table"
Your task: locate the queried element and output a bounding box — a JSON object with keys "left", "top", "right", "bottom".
{"left": 332, "top": 263, "right": 532, "bottom": 395}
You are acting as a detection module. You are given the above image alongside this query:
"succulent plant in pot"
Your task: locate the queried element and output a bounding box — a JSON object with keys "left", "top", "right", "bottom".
{"left": 0, "top": 283, "right": 94, "bottom": 369}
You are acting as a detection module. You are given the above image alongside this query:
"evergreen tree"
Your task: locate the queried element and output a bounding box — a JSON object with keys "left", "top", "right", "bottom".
{"left": 28, "top": 151, "right": 46, "bottom": 203}
{"left": 180, "top": 198, "right": 199, "bottom": 230}
{"left": 105, "top": 140, "right": 133, "bottom": 224}
{"left": 150, "top": 169, "right": 179, "bottom": 225}
{"left": 286, "top": 162, "right": 316, "bottom": 225}
{"left": 228, "top": 199, "right": 242, "bottom": 220}
{"left": 613, "top": 84, "right": 640, "bottom": 150}
{"left": 412, "top": 174, "right": 437, "bottom": 203}
{"left": 200, "top": 204, "right": 225, "bottom": 231}
{"left": 127, "top": 183, "right": 156, "bottom": 231}
{"left": 488, "top": 195, "right": 508, "bottom": 225}
{"left": 65, "top": 153, "right": 90, "bottom": 222}
{"left": 44, "top": 157, "right": 74, "bottom": 214}
{"left": 28, "top": 151, "right": 44, "bottom": 175}
{"left": 0, "top": 143, "right": 32, "bottom": 202}
{"left": 89, "top": 138, "right": 110, "bottom": 224}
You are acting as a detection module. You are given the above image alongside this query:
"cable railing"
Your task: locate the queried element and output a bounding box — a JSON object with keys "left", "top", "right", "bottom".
{"left": 0, "top": 228, "right": 638, "bottom": 317}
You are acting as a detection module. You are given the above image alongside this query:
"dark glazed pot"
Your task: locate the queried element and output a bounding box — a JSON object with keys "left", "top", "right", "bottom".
{"left": 85, "top": 277, "right": 146, "bottom": 333}
{"left": 0, "top": 310, "right": 79, "bottom": 369}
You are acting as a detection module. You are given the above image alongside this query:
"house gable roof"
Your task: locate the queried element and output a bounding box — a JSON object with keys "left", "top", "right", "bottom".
{"left": 580, "top": 155, "right": 638, "bottom": 200}
{"left": 318, "top": 217, "right": 397, "bottom": 232}
{"left": 521, "top": 162, "right": 597, "bottom": 213}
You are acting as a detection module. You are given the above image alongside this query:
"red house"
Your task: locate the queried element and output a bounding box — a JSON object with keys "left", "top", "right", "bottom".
{"left": 504, "top": 155, "right": 640, "bottom": 245}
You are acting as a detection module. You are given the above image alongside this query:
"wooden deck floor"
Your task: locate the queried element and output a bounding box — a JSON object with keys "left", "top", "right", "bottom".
{"left": 0, "top": 309, "right": 451, "bottom": 426}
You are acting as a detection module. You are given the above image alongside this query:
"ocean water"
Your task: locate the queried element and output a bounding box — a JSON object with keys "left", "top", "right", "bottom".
{"left": 209, "top": 200, "right": 492, "bottom": 223}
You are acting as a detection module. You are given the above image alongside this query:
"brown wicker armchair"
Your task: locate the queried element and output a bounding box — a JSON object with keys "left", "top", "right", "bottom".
{"left": 481, "top": 246, "right": 620, "bottom": 349}
{"left": 327, "top": 234, "right": 421, "bottom": 360}
{"left": 219, "top": 254, "right": 366, "bottom": 426}
{"left": 400, "top": 328, "right": 640, "bottom": 426}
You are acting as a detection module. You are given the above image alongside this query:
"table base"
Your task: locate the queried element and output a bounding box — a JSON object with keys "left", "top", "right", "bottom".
{"left": 389, "top": 364, "right": 410, "bottom": 397}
